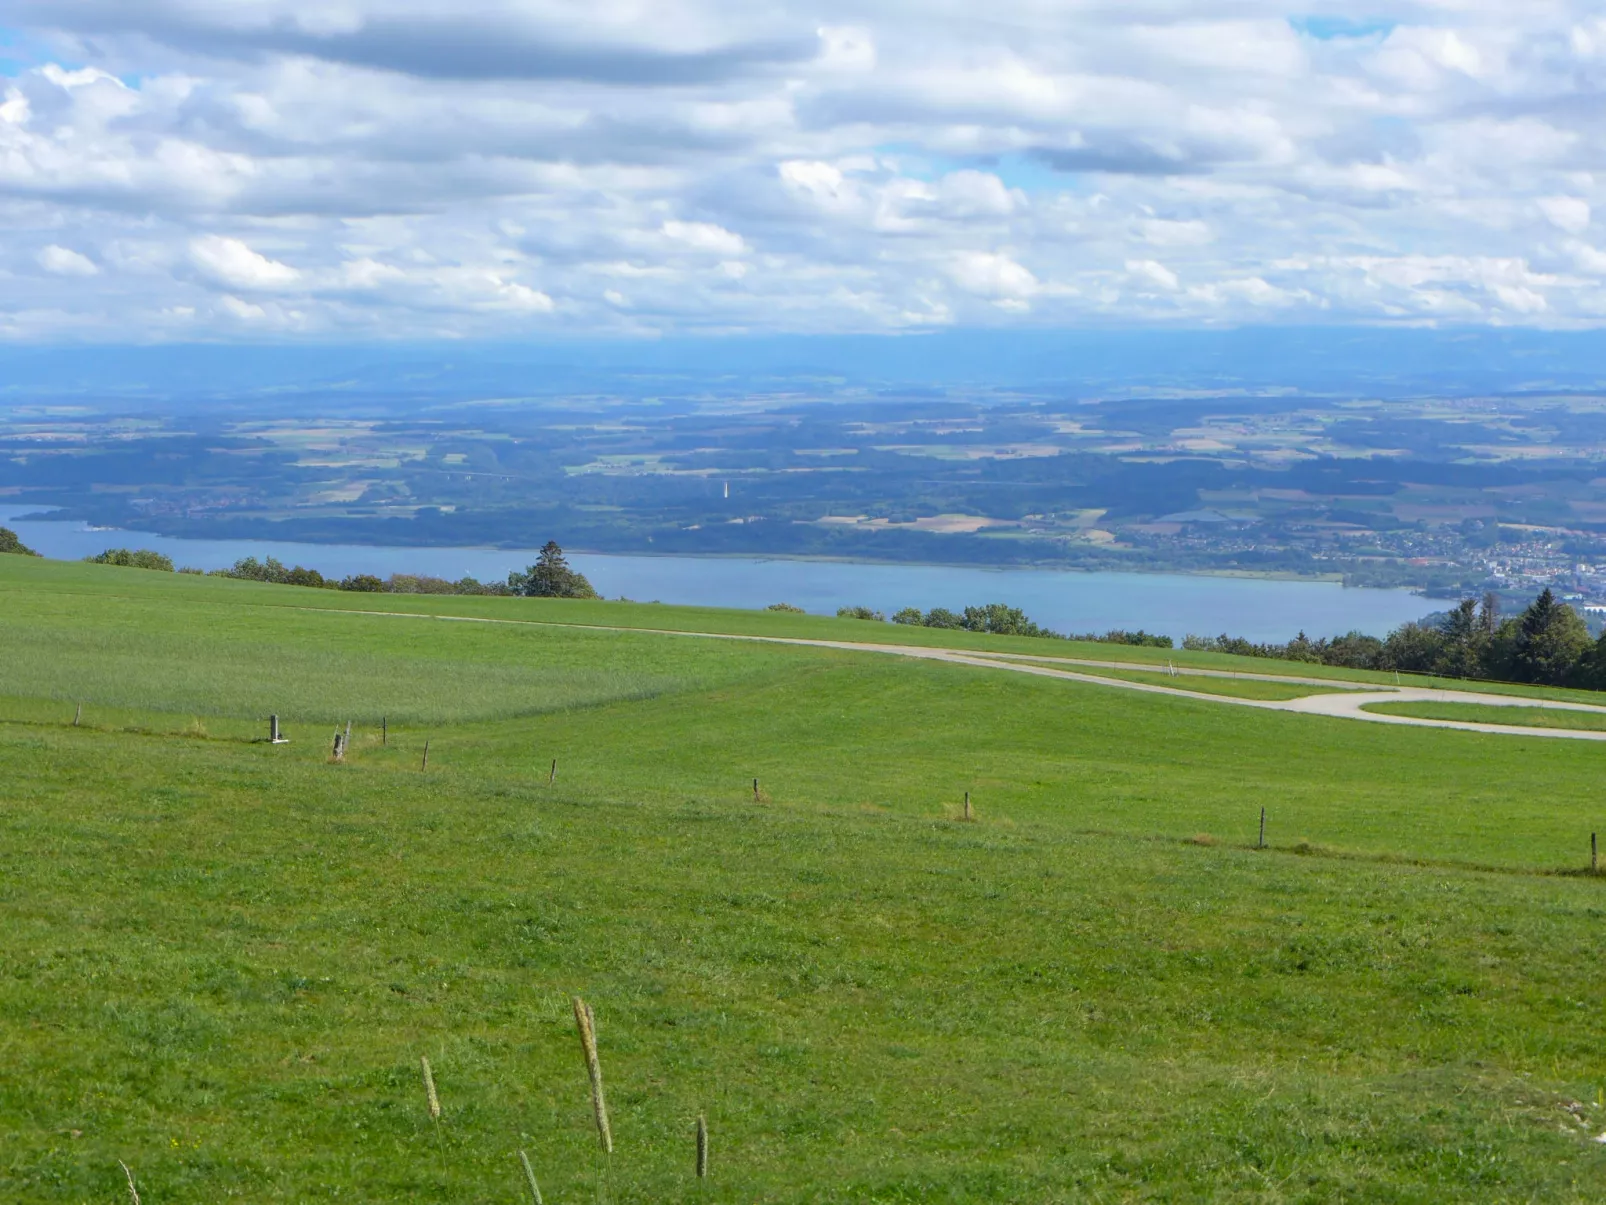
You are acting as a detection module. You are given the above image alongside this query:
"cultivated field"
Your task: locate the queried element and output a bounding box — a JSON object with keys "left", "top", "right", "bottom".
{"left": 3, "top": 556, "right": 1606, "bottom": 1202}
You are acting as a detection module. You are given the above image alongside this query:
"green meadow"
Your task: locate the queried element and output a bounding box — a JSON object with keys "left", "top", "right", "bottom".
{"left": 1365, "top": 700, "right": 1606, "bottom": 733}
{"left": 3, "top": 555, "right": 1606, "bottom": 1203}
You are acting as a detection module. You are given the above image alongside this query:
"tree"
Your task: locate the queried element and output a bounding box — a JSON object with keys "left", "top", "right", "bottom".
{"left": 0, "top": 526, "right": 40, "bottom": 556}
{"left": 960, "top": 603, "right": 1059, "bottom": 638}
{"left": 1512, "top": 588, "right": 1591, "bottom": 685}
{"left": 510, "top": 541, "right": 598, "bottom": 599}
{"left": 1478, "top": 592, "right": 1500, "bottom": 638}
{"left": 890, "top": 607, "right": 924, "bottom": 625}
{"left": 1434, "top": 598, "right": 1485, "bottom": 679}
{"left": 1321, "top": 631, "right": 1383, "bottom": 670}
{"left": 1380, "top": 622, "right": 1443, "bottom": 673}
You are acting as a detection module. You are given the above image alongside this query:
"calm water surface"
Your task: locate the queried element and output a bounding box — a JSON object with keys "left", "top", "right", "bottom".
{"left": 0, "top": 508, "right": 1431, "bottom": 643}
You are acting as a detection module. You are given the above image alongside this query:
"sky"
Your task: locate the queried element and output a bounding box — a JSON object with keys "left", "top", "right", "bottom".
{"left": 0, "top": 2, "right": 1604, "bottom": 342}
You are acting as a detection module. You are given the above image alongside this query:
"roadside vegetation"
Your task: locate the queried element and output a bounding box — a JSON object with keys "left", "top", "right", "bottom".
{"left": 3, "top": 554, "right": 1606, "bottom": 1201}
{"left": 1187, "top": 589, "right": 1606, "bottom": 691}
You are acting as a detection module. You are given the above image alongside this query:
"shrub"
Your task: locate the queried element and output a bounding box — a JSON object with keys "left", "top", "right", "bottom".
{"left": 890, "top": 607, "right": 925, "bottom": 625}
{"left": 766, "top": 602, "right": 805, "bottom": 613}
{"left": 86, "top": 548, "right": 175, "bottom": 572}
{"left": 837, "top": 606, "right": 885, "bottom": 621}
{"left": 340, "top": 574, "right": 386, "bottom": 592}
{"left": 1073, "top": 628, "right": 1173, "bottom": 649}
{"left": 387, "top": 574, "right": 459, "bottom": 595}
{"left": 0, "top": 526, "right": 39, "bottom": 557}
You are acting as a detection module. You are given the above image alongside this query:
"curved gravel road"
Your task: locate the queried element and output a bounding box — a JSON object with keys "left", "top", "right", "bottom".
{"left": 318, "top": 604, "right": 1606, "bottom": 741}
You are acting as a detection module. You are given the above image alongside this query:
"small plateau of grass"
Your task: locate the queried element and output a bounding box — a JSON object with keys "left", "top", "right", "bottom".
{"left": 1362, "top": 701, "right": 1606, "bottom": 732}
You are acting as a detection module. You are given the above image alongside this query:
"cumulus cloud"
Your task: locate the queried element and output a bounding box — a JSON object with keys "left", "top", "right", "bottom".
{"left": 37, "top": 245, "right": 98, "bottom": 276}
{"left": 189, "top": 236, "right": 300, "bottom": 290}
{"left": 0, "top": 0, "right": 1602, "bottom": 337}
{"left": 1539, "top": 196, "right": 1592, "bottom": 235}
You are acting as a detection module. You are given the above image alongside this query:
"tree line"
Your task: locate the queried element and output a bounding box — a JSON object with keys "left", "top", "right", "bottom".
{"left": 73, "top": 540, "right": 600, "bottom": 599}
{"left": 1185, "top": 589, "right": 1603, "bottom": 688}
{"left": 836, "top": 602, "right": 1173, "bottom": 647}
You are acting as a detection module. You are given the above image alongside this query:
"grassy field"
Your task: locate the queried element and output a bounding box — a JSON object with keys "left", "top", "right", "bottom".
{"left": 3, "top": 556, "right": 1606, "bottom": 1202}
{"left": 1364, "top": 701, "right": 1606, "bottom": 733}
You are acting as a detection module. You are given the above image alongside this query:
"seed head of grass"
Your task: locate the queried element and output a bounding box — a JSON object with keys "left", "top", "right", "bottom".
{"left": 119, "top": 1160, "right": 141, "bottom": 1205}
{"left": 573, "top": 996, "right": 613, "bottom": 1153}
{"left": 519, "top": 1149, "right": 544, "bottom": 1204}
{"left": 420, "top": 1055, "right": 441, "bottom": 1121}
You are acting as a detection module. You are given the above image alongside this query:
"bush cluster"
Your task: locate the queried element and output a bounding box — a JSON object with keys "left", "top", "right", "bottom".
{"left": 84, "top": 548, "right": 176, "bottom": 570}
{"left": 1184, "top": 589, "right": 1602, "bottom": 688}
{"left": 0, "top": 526, "right": 40, "bottom": 557}
{"left": 849, "top": 603, "right": 1174, "bottom": 647}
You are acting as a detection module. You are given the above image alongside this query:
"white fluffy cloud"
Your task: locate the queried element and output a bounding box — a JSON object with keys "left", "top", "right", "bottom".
{"left": 37, "top": 244, "right": 98, "bottom": 276}
{"left": 0, "top": 1, "right": 1604, "bottom": 338}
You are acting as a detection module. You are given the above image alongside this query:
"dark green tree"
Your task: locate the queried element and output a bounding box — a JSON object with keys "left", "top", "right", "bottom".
{"left": 1512, "top": 588, "right": 1591, "bottom": 685}
{"left": 1434, "top": 598, "right": 1485, "bottom": 679}
{"left": 1380, "top": 622, "right": 1444, "bottom": 673}
{"left": 1576, "top": 629, "right": 1606, "bottom": 691}
{"left": 510, "top": 541, "right": 598, "bottom": 599}
{"left": 1322, "top": 631, "right": 1383, "bottom": 669}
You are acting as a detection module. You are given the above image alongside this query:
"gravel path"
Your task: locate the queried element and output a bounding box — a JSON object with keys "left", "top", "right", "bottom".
{"left": 317, "top": 604, "right": 1606, "bottom": 740}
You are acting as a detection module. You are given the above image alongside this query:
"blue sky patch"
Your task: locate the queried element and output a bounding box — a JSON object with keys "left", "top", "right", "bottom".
{"left": 1290, "top": 15, "right": 1396, "bottom": 41}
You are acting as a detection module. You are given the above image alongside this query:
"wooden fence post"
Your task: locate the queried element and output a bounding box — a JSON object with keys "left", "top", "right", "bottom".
{"left": 1258, "top": 807, "right": 1266, "bottom": 849}
{"left": 421, "top": 740, "right": 430, "bottom": 772}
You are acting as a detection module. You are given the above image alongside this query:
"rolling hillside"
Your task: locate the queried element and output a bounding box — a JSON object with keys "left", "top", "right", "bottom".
{"left": 3, "top": 556, "right": 1605, "bottom": 1202}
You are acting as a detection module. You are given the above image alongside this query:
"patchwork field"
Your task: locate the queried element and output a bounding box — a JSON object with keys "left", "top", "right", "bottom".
{"left": 3, "top": 556, "right": 1606, "bottom": 1202}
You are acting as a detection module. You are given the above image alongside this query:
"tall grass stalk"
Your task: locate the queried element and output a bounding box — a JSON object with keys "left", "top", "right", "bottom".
{"left": 119, "top": 1160, "right": 141, "bottom": 1205}
{"left": 519, "top": 1149, "right": 544, "bottom": 1204}
{"left": 573, "top": 996, "right": 613, "bottom": 1153}
{"left": 420, "top": 1055, "right": 441, "bottom": 1120}
{"left": 420, "top": 1053, "right": 446, "bottom": 1176}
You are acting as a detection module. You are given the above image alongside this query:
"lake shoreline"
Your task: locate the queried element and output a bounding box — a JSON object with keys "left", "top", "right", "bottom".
{"left": 3, "top": 508, "right": 1373, "bottom": 591}
{"left": 0, "top": 507, "right": 1433, "bottom": 643}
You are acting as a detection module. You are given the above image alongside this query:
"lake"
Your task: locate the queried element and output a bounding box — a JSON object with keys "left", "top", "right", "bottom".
{"left": 0, "top": 507, "right": 1432, "bottom": 642}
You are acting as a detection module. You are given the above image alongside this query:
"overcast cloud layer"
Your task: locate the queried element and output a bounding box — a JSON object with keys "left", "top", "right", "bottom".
{"left": 1, "top": 1, "right": 1605, "bottom": 340}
